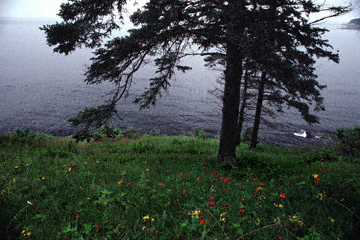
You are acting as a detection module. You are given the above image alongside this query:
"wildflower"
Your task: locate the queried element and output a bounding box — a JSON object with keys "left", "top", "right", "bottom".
{"left": 122, "top": 171, "right": 126, "bottom": 175}
{"left": 252, "top": 178, "right": 258, "bottom": 181}
{"left": 277, "top": 234, "right": 282, "bottom": 239}
{"left": 27, "top": 201, "right": 33, "bottom": 205}
{"left": 255, "top": 218, "right": 260, "bottom": 225}
{"left": 259, "top": 183, "right": 264, "bottom": 186}
{"left": 183, "top": 189, "right": 186, "bottom": 194}
{"left": 12, "top": 178, "right": 16, "bottom": 183}
{"left": 199, "top": 218, "right": 206, "bottom": 226}
{"left": 239, "top": 209, "right": 245, "bottom": 214}
{"left": 160, "top": 182, "right": 164, "bottom": 186}
{"left": 96, "top": 224, "right": 100, "bottom": 232}
{"left": 189, "top": 172, "right": 193, "bottom": 174}
{"left": 338, "top": 166, "right": 343, "bottom": 168}
{"left": 151, "top": 218, "right": 155, "bottom": 223}
{"left": 79, "top": 186, "right": 84, "bottom": 190}
{"left": 312, "top": 174, "right": 319, "bottom": 178}
{"left": 197, "top": 177, "right": 200, "bottom": 180}
{"left": 179, "top": 173, "right": 183, "bottom": 176}
{"left": 224, "top": 177, "right": 230, "bottom": 182}
{"left": 317, "top": 168, "right": 321, "bottom": 172}
{"left": 289, "top": 215, "right": 298, "bottom": 222}
{"left": 325, "top": 169, "right": 329, "bottom": 172}
{"left": 277, "top": 175, "right": 282, "bottom": 177}
{"left": 317, "top": 194, "right": 325, "bottom": 200}
{"left": 208, "top": 196, "right": 215, "bottom": 201}
{"left": 292, "top": 170, "right": 296, "bottom": 173}
{"left": 146, "top": 169, "right": 150, "bottom": 171}
{"left": 279, "top": 193, "right": 285, "bottom": 199}
{"left": 329, "top": 217, "right": 334, "bottom": 222}
{"left": 274, "top": 217, "right": 281, "bottom": 224}
{"left": 255, "top": 187, "right": 263, "bottom": 191}
{"left": 208, "top": 201, "right": 216, "bottom": 208}
{"left": 253, "top": 193, "right": 257, "bottom": 197}
{"left": 143, "top": 215, "right": 150, "bottom": 221}
{"left": 166, "top": 169, "right": 169, "bottom": 172}
{"left": 84, "top": 162, "right": 87, "bottom": 164}
{"left": 179, "top": 177, "right": 182, "bottom": 180}
{"left": 188, "top": 209, "right": 203, "bottom": 219}
{"left": 239, "top": 186, "right": 242, "bottom": 189}
{"left": 142, "top": 226, "right": 146, "bottom": 231}
{"left": 225, "top": 203, "right": 230, "bottom": 208}
{"left": 203, "top": 162, "right": 207, "bottom": 165}
{"left": 220, "top": 212, "right": 226, "bottom": 222}
{"left": 126, "top": 183, "right": 131, "bottom": 187}
{"left": 103, "top": 181, "right": 106, "bottom": 185}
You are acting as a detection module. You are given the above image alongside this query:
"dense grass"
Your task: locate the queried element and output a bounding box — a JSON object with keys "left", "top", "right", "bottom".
{"left": 1, "top": 129, "right": 359, "bottom": 239}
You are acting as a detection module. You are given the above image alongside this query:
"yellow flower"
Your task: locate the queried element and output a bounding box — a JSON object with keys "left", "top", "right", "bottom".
{"left": 84, "top": 162, "right": 87, "bottom": 164}
{"left": 68, "top": 168, "right": 71, "bottom": 172}
{"left": 188, "top": 210, "right": 203, "bottom": 219}
{"left": 317, "top": 194, "right": 325, "bottom": 200}
{"left": 151, "top": 218, "right": 155, "bottom": 223}
{"left": 329, "top": 217, "right": 334, "bottom": 222}
{"left": 274, "top": 217, "right": 280, "bottom": 224}
{"left": 122, "top": 171, "right": 126, "bottom": 175}
{"left": 220, "top": 212, "right": 226, "bottom": 222}
{"left": 26, "top": 232, "right": 31, "bottom": 236}
{"left": 142, "top": 226, "right": 146, "bottom": 231}
{"left": 21, "top": 230, "right": 25, "bottom": 234}
{"left": 289, "top": 215, "right": 298, "bottom": 222}
{"left": 143, "top": 215, "right": 149, "bottom": 221}
{"left": 340, "top": 198, "right": 345, "bottom": 202}
{"left": 313, "top": 174, "right": 319, "bottom": 178}
{"left": 255, "top": 218, "right": 260, "bottom": 225}
{"left": 279, "top": 204, "right": 283, "bottom": 208}
{"left": 12, "top": 178, "right": 16, "bottom": 183}
{"left": 146, "top": 169, "right": 150, "bottom": 171}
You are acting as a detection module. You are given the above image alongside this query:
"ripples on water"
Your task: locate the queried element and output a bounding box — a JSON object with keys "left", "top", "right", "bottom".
{"left": 1, "top": 18, "right": 359, "bottom": 147}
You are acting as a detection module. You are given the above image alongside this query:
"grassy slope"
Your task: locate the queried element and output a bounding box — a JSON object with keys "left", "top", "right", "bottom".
{"left": 1, "top": 133, "right": 359, "bottom": 239}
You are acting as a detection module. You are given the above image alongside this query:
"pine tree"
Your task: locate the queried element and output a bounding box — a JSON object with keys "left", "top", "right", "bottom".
{"left": 41, "top": 0, "right": 350, "bottom": 162}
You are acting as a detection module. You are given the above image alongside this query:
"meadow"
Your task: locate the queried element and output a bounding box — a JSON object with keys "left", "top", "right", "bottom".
{"left": 1, "top": 126, "right": 359, "bottom": 239}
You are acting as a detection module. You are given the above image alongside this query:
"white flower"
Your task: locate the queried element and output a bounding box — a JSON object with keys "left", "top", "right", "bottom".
{"left": 27, "top": 201, "right": 33, "bottom": 205}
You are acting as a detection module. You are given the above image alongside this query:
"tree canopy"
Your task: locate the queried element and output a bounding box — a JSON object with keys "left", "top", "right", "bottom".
{"left": 41, "top": 0, "right": 351, "bottom": 162}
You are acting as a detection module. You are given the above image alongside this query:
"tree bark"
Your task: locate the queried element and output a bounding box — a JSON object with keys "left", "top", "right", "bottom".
{"left": 250, "top": 72, "right": 266, "bottom": 149}
{"left": 236, "top": 68, "right": 250, "bottom": 145}
{"left": 217, "top": 42, "right": 244, "bottom": 161}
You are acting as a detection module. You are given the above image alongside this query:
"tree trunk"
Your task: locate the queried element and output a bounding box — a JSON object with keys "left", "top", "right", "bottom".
{"left": 250, "top": 72, "right": 266, "bottom": 149}
{"left": 237, "top": 68, "right": 250, "bottom": 145}
{"left": 217, "top": 0, "right": 245, "bottom": 162}
{"left": 217, "top": 45, "right": 243, "bottom": 161}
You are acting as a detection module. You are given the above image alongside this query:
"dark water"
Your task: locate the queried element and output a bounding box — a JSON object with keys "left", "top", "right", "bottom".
{"left": 1, "top": 18, "right": 359, "bottom": 147}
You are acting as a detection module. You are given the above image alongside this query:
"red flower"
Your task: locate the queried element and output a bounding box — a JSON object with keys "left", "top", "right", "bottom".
{"left": 224, "top": 177, "right": 230, "bottom": 182}
{"left": 277, "top": 175, "right": 282, "bottom": 177}
{"left": 160, "top": 182, "right": 164, "bottom": 186}
{"left": 183, "top": 189, "right": 186, "bottom": 194}
{"left": 103, "top": 181, "right": 106, "bottom": 185}
{"left": 339, "top": 166, "right": 343, "bottom": 168}
{"left": 126, "top": 183, "right": 131, "bottom": 187}
{"left": 253, "top": 193, "right": 257, "bottom": 197}
{"left": 239, "top": 209, "right": 245, "bottom": 214}
{"left": 317, "top": 168, "right": 322, "bottom": 172}
{"left": 203, "top": 162, "right": 207, "bottom": 165}
{"left": 166, "top": 169, "right": 169, "bottom": 172}
{"left": 279, "top": 193, "right": 285, "bottom": 199}
{"left": 189, "top": 172, "right": 193, "bottom": 174}
{"left": 197, "top": 177, "right": 200, "bottom": 180}
{"left": 259, "top": 183, "right": 264, "bottom": 186}
{"left": 96, "top": 224, "right": 100, "bottom": 232}
{"left": 239, "top": 186, "right": 242, "bottom": 189}
{"left": 325, "top": 169, "right": 329, "bottom": 172}
{"left": 252, "top": 178, "right": 258, "bottom": 181}
{"left": 208, "top": 196, "right": 215, "bottom": 201}
{"left": 292, "top": 170, "right": 296, "bottom": 173}
{"left": 225, "top": 203, "right": 230, "bottom": 208}
{"left": 199, "top": 218, "right": 206, "bottom": 226}
{"left": 208, "top": 201, "right": 216, "bottom": 208}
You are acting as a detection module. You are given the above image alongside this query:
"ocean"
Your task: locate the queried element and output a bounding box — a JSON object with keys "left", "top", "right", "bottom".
{"left": 1, "top": 17, "right": 359, "bottom": 147}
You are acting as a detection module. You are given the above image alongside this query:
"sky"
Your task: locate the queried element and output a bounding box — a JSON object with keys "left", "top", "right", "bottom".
{"left": 0, "top": 0, "right": 358, "bottom": 23}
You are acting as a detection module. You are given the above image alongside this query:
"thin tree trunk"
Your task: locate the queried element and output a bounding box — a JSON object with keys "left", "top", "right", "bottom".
{"left": 250, "top": 72, "right": 266, "bottom": 149}
{"left": 237, "top": 68, "right": 250, "bottom": 145}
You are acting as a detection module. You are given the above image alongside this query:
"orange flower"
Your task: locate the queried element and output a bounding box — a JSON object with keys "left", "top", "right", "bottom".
{"left": 279, "top": 193, "right": 285, "bottom": 198}
{"left": 199, "top": 218, "right": 206, "bottom": 226}
{"left": 160, "top": 182, "right": 164, "bottom": 186}
{"left": 183, "top": 189, "right": 186, "bottom": 194}
{"left": 208, "top": 196, "right": 215, "bottom": 201}
{"left": 239, "top": 209, "right": 245, "bottom": 214}
{"left": 197, "top": 177, "right": 200, "bottom": 180}
{"left": 126, "top": 183, "right": 131, "bottom": 187}
{"left": 166, "top": 169, "right": 169, "bottom": 172}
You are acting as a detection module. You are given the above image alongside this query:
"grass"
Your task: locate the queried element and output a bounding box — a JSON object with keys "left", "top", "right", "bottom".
{"left": 1, "top": 129, "right": 360, "bottom": 239}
